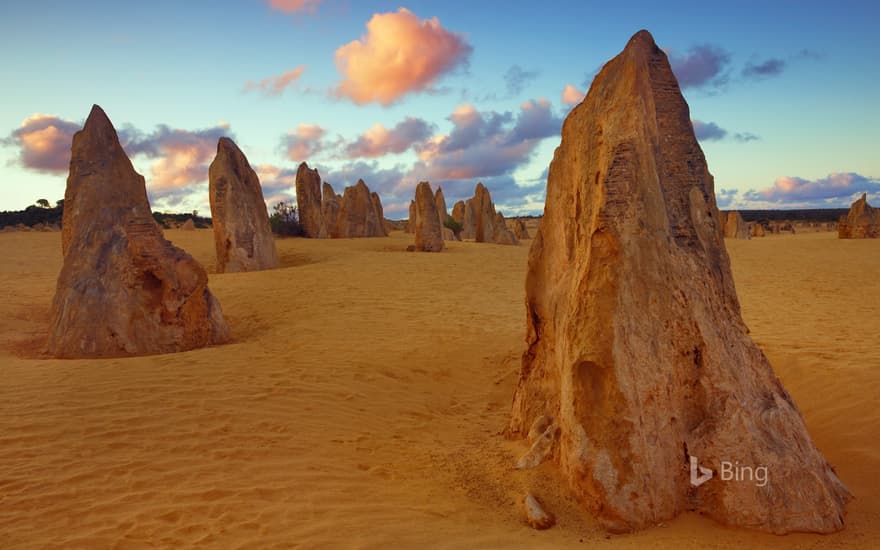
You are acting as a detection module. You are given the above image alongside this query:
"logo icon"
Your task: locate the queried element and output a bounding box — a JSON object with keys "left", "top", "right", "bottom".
{"left": 690, "top": 455, "right": 713, "bottom": 487}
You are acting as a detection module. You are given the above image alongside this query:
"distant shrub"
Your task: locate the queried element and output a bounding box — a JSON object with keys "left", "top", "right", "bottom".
{"left": 269, "top": 201, "right": 303, "bottom": 237}
{"left": 443, "top": 217, "right": 463, "bottom": 236}
{"left": 0, "top": 199, "right": 64, "bottom": 229}
{"left": 151, "top": 212, "right": 169, "bottom": 228}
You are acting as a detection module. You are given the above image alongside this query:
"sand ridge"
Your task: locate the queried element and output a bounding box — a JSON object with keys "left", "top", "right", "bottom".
{"left": 0, "top": 229, "right": 877, "bottom": 548}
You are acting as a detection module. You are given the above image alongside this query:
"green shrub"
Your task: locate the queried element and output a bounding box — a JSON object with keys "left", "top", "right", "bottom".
{"left": 443, "top": 217, "right": 463, "bottom": 236}
{"left": 269, "top": 201, "right": 303, "bottom": 237}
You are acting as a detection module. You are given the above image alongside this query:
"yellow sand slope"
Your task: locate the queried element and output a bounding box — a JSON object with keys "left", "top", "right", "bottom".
{"left": 0, "top": 230, "right": 877, "bottom": 548}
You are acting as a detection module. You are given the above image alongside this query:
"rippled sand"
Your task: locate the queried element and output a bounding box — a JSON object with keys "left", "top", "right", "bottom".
{"left": 0, "top": 229, "right": 876, "bottom": 548}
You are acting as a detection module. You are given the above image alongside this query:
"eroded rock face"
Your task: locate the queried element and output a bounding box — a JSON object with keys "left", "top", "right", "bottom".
{"left": 838, "top": 193, "right": 880, "bottom": 238}
{"left": 413, "top": 181, "right": 444, "bottom": 252}
{"left": 321, "top": 182, "right": 341, "bottom": 238}
{"left": 506, "top": 31, "right": 849, "bottom": 534}
{"left": 451, "top": 200, "right": 466, "bottom": 225}
{"left": 457, "top": 183, "right": 517, "bottom": 244}
{"left": 492, "top": 212, "right": 519, "bottom": 245}
{"left": 48, "top": 105, "right": 230, "bottom": 358}
{"left": 723, "top": 211, "right": 750, "bottom": 239}
{"left": 295, "top": 162, "right": 324, "bottom": 238}
{"left": 209, "top": 138, "right": 279, "bottom": 273}
{"left": 181, "top": 218, "right": 196, "bottom": 231}
{"left": 750, "top": 222, "right": 765, "bottom": 238}
{"left": 461, "top": 199, "right": 477, "bottom": 239}
{"left": 333, "top": 180, "right": 386, "bottom": 238}
{"left": 406, "top": 200, "right": 416, "bottom": 233}
{"left": 435, "top": 186, "right": 450, "bottom": 226}
{"left": 370, "top": 191, "right": 389, "bottom": 237}
{"left": 513, "top": 218, "right": 531, "bottom": 239}
{"left": 470, "top": 183, "right": 496, "bottom": 242}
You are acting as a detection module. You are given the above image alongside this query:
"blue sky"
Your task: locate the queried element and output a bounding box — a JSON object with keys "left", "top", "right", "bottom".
{"left": 1, "top": 0, "right": 877, "bottom": 217}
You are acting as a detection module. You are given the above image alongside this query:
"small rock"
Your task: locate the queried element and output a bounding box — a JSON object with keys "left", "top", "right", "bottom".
{"left": 524, "top": 493, "right": 555, "bottom": 530}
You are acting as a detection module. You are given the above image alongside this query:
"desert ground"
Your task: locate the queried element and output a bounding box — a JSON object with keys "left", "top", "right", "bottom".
{"left": 0, "top": 228, "right": 877, "bottom": 548}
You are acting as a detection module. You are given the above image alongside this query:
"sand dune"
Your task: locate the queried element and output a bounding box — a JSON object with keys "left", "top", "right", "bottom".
{"left": 0, "top": 230, "right": 877, "bottom": 548}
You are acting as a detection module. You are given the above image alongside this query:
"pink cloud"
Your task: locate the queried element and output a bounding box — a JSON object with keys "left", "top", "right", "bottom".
{"left": 412, "top": 100, "right": 561, "bottom": 182}
{"left": 244, "top": 65, "right": 306, "bottom": 96}
{"left": 2, "top": 114, "right": 80, "bottom": 172}
{"left": 130, "top": 124, "right": 232, "bottom": 193}
{"left": 343, "top": 117, "right": 432, "bottom": 158}
{"left": 267, "top": 0, "right": 321, "bottom": 13}
{"left": 749, "top": 173, "right": 880, "bottom": 203}
{"left": 561, "top": 84, "right": 585, "bottom": 106}
{"left": 334, "top": 8, "right": 471, "bottom": 106}
{"left": 284, "top": 123, "right": 326, "bottom": 162}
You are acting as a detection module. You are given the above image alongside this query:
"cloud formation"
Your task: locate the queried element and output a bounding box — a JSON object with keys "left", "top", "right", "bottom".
{"left": 504, "top": 65, "right": 539, "bottom": 96}
{"left": 291, "top": 99, "right": 562, "bottom": 217}
{"left": 125, "top": 123, "right": 232, "bottom": 193}
{"left": 255, "top": 164, "right": 298, "bottom": 207}
{"left": 244, "top": 66, "right": 306, "bottom": 96}
{"left": 343, "top": 117, "right": 432, "bottom": 159}
{"left": 742, "top": 58, "right": 786, "bottom": 79}
{"left": 266, "top": 0, "right": 321, "bottom": 13}
{"left": 2, "top": 114, "right": 81, "bottom": 173}
{"left": 666, "top": 44, "right": 731, "bottom": 90}
{"left": 691, "top": 119, "right": 759, "bottom": 143}
{"left": 716, "top": 188, "right": 739, "bottom": 208}
{"left": 282, "top": 123, "right": 327, "bottom": 163}
{"left": 334, "top": 8, "right": 472, "bottom": 105}
{"left": 2, "top": 113, "right": 231, "bottom": 195}
{"left": 747, "top": 173, "right": 880, "bottom": 204}
{"left": 413, "top": 99, "right": 561, "bottom": 183}
{"left": 692, "top": 119, "right": 727, "bottom": 141}
{"left": 561, "top": 84, "right": 585, "bottom": 106}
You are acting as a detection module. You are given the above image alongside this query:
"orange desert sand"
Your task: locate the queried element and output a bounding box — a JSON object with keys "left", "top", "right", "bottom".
{"left": 1, "top": 228, "right": 877, "bottom": 548}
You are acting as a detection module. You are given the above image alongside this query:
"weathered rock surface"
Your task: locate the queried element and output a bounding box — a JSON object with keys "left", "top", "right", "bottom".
{"left": 506, "top": 31, "right": 849, "bottom": 534}
{"left": 441, "top": 227, "right": 456, "bottom": 241}
{"left": 493, "top": 212, "right": 519, "bottom": 245}
{"left": 523, "top": 494, "right": 555, "bottom": 530}
{"left": 433, "top": 188, "right": 461, "bottom": 241}
{"left": 723, "top": 211, "right": 750, "bottom": 239}
{"left": 515, "top": 415, "right": 557, "bottom": 470}
{"left": 460, "top": 199, "right": 477, "bottom": 239}
{"left": 209, "top": 138, "right": 279, "bottom": 273}
{"left": 181, "top": 218, "right": 196, "bottom": 231}
{"left": 321, "top": 182, "right": 341, "bottom": 238}
{"left": 468, "top": 183, "right": 496, "bottom": 242}
{"left": 48, "top": 105, "right": 230, "bottom": 358}
{"left": 406, "top": 200, "right": 416, "bottom": 233}
{"left": 295, "top": 162, "right": 324, "bottom": 238}
{"left": 333, "top": 180, "right": 387, "bottom": 238}
{"left": 749, "top": 222, "right": 765, "bottom": 238}
{"left": 838, "top": 193, "right": 880, "bottom": 238}
{"left": 512, "top": 218, "right": 531, "bottom": 239}
{"left": 412, "top": 182, "right": 444, "bottom": 252}
{"left": 457, "top": 183, "right": 517, "bottom": 244}
{"left": 370, "top": 192, "right": 388, "bottom": 237}
{"left": 451, "top": 200, "right": 466, "bottom": 225}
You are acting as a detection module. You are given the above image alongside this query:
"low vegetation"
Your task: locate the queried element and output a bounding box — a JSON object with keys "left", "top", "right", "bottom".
{"left": 269, "top": 201, "right": 303, "bottom": 237}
